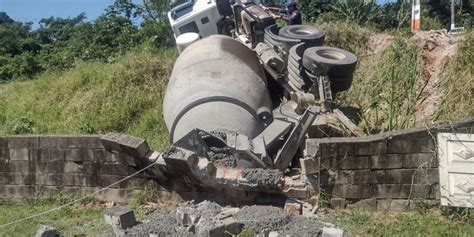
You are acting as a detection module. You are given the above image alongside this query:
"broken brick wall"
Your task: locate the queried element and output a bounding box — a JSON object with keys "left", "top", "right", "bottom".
{"left": 0, "top": 135, "right": 170, "bottom": 202}
{"left": 305, "top": 117, "right": 474, "bottom": 211}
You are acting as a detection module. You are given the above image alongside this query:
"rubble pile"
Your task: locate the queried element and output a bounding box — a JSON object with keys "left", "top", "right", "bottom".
{"left": 122, "top": 201, "right": 346, "bottom": 237}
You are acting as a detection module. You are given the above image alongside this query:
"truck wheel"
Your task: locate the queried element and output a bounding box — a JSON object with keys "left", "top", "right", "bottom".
{"left": 265, "top": 24, "right": 300, "bottom": 52}
{"left": 330, "top": 80, "right": 353, "bottom": 93}
{"left": 279, "top": 25, "right": 325, "bottom": 47}
{"left": 288, "top": 43, "right": 305, "bottom": 64}
{"left": 302, "top": 46, "right": 357, "bottom": 78}
{"left": 216, "top": 0, "right": 233, "bottom": 17}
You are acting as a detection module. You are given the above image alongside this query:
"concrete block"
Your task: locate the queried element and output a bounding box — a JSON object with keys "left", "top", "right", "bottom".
{"left": 284, "top": 198, "right": 302, "bottom": 215}
{"left": 117, "top": 152, "right": 138, "bottom": 167}
{"left": 7, "top": 136, "right": 39, "bottom": 148}
{"left": 300, "top": 157, "right": 319, "bottom": 175}
{"left": 117, "top": 135, "right": 150, "bottom": 158}
{"left": 351, "top": 170, "right": 376, "bottom": 184}
{"left": 0, "top": 185, "right": 35, "bottom": 199}
{"left": 347, "top": 198, "right": 377, "bottom": 212}
{"left": 305, "top": 139, "right": 321, "bottom": 157}
{"left": 320, "top": 157, "right": 337, "bottom": 170}
{"left": 0, "top": 172, "right": 35, "bottom": 185}
{"left": 98, "top": 175, "right": 143, "bottom": 189}
{"left": 79, "top": 148, "right": 96, "bottom": 162}
{"left": 376, "top": 199, "right": 391, "bottom": 212}
{"left": 335, "top": 171, "right": 353, "bottom": 184}
{"left": 99, "top": 163, "right": 137, "bottom": 176}
{"left": 371, "top": 184, "right": 404, "bottom": 198}
{"left": 389, "top": 200, "right": 409, "bottom": 212}
{"left": 330, "top": 198, "right": 346, "bottom": 209}
{"left": 205, "top": 217, "right": 244, "bottom": 237}
{"left": 388, "top": 137, "right": 419, "bottom": 154}
{"left": 338, "top": 156, "right": 369, "bottom": 170}
{"left": 1, "top": 160, "right": 35, "bottom": 173}
{"left": 322, "top": 143, "right": 353, "bottom": 157}
{"left": 370, "top": 154, "right": 403, "bottom": 169}
{"left": 35, "top": 174, "right": 65, "bottom": 186}
{"left": 284, "top": 187, "right": 309, "bottom": 199}
{"left": 36, "top": 161, "right": 64, "bottom": 174}
{"left": 93, "top": 149, "right": 119, "bottom": 163}
{"left": 417, "top": 137, "right": 436, "bottom": 153}
{"left": 100, "top": 133, "right": 124, "bottom": 152}
{"left": 35, "top": 224, "right": 60, "bottom": 237}
{"left": 9, "top": 148, "right": 29, "bottom": 161}
{"left": 354, "top": 141, "right": 387, "bottom": 156}
{"left": 64, "top": 161, "right": 99, "bottom": 174}
{"left": 332, "top": 185, "right": 371, "bottom": 199}
{"left": 104, "top": 206, "right": 137, "bottom": 229}
{"left": 0, "top": 148, "right": 8, "bottom": 160}
{"left": 63, "top": 149, "right": 81, "bottom": 161}
{"left": 402, "top": 153, "right": 437, "bottom": 168}
{"left": 0, "top": 137, "right": 7, "bottom": 149}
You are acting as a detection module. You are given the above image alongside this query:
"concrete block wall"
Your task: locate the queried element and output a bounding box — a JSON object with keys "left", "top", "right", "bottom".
{"left": 0, "top": 135, "right": 166, "bottom": 202}
{"left": 306, "top": 118, "right": 474, "bottom": 212}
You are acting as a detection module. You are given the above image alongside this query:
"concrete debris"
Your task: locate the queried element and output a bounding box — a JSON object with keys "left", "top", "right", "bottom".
{"left": 104, "top": 206, "right": 137, "bottom": 230}
{"left": 241, "top": 168, "right": 283, "bottom": 187}
{"left": 101, "top": 133, "right": 151, "bottom": 158}
{"left": 123, "top": 201, "right": 344, "bottom": 237}
{"left": 321, "top": 227, "right": 349, "bottom": 237}
{"left": 284, "top": 198, "right": 302, "bottom": 215}
{"left": 35, "top": 225, "right": 60, "bottom": 237}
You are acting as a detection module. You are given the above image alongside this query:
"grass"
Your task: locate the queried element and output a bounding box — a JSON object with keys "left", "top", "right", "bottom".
{"left": 0, "top": 48, "right": 177, "bottom": 150}
{"left": 0, "top": 194, "right": 111, "bottom": 236}
{"left": 338, "top": 37, "right": 426, "bottom": 134}
{"left": 435, "top": 31, "right": 474, "bottom": 121}
{"left": 322, "top": 208, "right": 474, "bottom": 236}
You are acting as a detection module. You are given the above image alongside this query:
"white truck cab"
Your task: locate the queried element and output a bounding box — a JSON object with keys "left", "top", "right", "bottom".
{"left": 168, "top": 0, "right": 222, "bottom": 39}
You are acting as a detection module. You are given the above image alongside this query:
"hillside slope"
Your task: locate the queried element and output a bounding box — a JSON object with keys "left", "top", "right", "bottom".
{"left": 0, "top": 50, "right": 175, "bottom": 150}
{"left": 0, "top": 29, "right": 472, "bottom": 147}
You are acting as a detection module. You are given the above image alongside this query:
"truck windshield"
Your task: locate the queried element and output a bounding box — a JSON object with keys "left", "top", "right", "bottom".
{"left": 171, "top": 1, "right": 194, "bottom": 20}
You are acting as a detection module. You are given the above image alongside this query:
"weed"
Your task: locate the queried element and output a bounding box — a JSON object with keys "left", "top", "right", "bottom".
{"left": 9, "top": 117, "right": 36, "bottom": 134}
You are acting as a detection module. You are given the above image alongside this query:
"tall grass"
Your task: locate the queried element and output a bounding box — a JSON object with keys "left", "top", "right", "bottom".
{"left": 0, "top": 49, "right": 177, "bottom": 150}
{"left": 339, "top": 37, "right": 426, "bottom": 134}
{"left": 435, "top": 31, "right": 474, "bottom": 121}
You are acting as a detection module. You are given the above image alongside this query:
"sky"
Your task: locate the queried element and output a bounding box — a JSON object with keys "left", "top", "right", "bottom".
{"left": 0, "top": 0, "right": 141, "bottom": 28}
{"left": 1, "top": 0, "right": 396, "bottom": 28}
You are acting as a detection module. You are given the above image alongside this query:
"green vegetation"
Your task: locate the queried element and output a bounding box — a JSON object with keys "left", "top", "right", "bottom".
{"left": 0, "top": 194, "right": 110, "bottom": 236}
{"left": 322, "top": 208, "right": 474, "bottom": 236}
{"left": 436, "top": 31, "right": 474, "bottom": 121}
{"left": 0, "top": 49, "right": 176, "bottom": 150}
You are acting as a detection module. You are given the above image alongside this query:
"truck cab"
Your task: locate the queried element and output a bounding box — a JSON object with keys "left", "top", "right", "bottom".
{"left": 168, "top": 0, "right": 222, "bottom": 39}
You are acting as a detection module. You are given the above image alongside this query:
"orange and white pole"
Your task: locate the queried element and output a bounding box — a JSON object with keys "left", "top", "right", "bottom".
{"left": 411, "top": 0, "right": 421, "bottom": 31}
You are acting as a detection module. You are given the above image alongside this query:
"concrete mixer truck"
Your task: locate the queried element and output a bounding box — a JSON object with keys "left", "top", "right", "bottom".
{"left": 159, "top": 0, "right": 361, "bottom": 195}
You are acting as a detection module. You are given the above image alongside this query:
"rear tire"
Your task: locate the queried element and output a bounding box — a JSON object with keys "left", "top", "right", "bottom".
{"left": 279, "top": 25, "right": 325, "bottom": 47}
{"left": 302, "top": 46, "right": 357, "bottom": 77}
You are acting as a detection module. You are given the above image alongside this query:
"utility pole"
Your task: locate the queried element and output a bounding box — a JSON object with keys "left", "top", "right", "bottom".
{"left": 411, "top": 0, "right": 421, "bottom": 32}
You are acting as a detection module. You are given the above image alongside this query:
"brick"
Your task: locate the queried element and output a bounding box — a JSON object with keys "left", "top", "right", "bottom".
{"left": 370, "top": 154, "right": 403, "bottom": 169}
{"left": 0, "top": 172, "right": 35, "bottom": 185}
{"left": 403, "top": 184, "right": 437, "bottom": 199}
{"left": 354, "top": 141, "right": 387, "bottom": 156}
{"left": 36, "top": 161, "right": 64, "bottom": 173}
{"left": 0, "top": 137, "right": 7, "bottom": 149}
{"left": 35, "top": 173, "right": 65, "bottom": 186}
{"left": 7, "top": 136, "right": 39, "bottom": 148}
{"left": 383, "top": 169, "right": 416, "bottom": 184}
{"left": 40, "top": 136, "right": 102, "bottom": 149}
{"left": 338, "top": 156, "right": 370, "bottom": 170}
{"left": 93, "top": 149, "right": 119, "bottom": 163}
{"left": 9, "top": 148, "right": 29, "bottom": 161}
{"left": 64, "top": 149, "right": 81, "bottom": 161}
{"left": 64, "top": 161, "right": 99, "bottom": 174}
{"left": 322, "top": 143, "right": 354, "bottom": 157}
{"left": 332, "top": 184, "right": 371, "bottom": 199}
{"left": 403, "top": 153, "right": 438, "bottom": 168}
{"left": 117, "top": 152, "right": 138, "bottom": 167}
{"left": 100, "top": 133, "right": 124, "bottom": 152}
{"left": 300, "top": 157, "right": 319, "bottom": 175}
{"left": 0, "top": 185, "right": 35, "bottom": 199}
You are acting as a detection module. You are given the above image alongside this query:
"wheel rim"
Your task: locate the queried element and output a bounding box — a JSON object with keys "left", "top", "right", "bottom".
{"left": 316, "top": 49, "right": 346, "bottom": 60}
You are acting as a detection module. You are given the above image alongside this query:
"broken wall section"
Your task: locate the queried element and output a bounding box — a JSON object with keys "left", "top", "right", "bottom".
{"left": 305, "top": 117, "right": 474, "bottom": 212}
{"left": 0, "top": 135, "right": 168, "bottom": 202}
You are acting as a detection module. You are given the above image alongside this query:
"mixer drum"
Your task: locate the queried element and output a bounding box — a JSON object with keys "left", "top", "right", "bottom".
{"left": 163, "top": 35, "right": 273, "bottom": 142}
